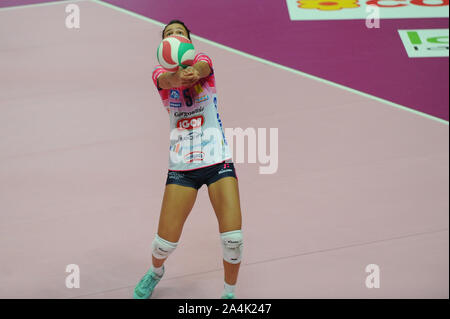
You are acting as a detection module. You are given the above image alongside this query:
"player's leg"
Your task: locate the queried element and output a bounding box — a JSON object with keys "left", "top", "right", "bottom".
{"left": 157, "top": 183, "right": 199, "bottom": 241}
{"left": 207, "top": 175, "right": 243, "bottom": 299}
{"left": 134, "top": 183, "right": 198, "bottom": 299}
{"left": 153, "top": 183, "right": 199, "bottom": 264}
{"left": 152, "top": 184, "right": 198, "bottom": 267}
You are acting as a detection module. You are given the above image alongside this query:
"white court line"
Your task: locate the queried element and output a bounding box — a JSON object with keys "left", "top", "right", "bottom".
{"left": 2, "top": 0, "right": 448, "bottom": 125}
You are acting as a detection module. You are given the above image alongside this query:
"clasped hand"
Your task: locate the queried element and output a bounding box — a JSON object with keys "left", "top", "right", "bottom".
{"left": 177, "top": 66, "right": 200, "bottom": 87}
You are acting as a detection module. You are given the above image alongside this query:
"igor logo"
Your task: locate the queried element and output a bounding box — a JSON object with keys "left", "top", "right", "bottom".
{"left": 176, "top": 115, "right": 204, "bottom": 130}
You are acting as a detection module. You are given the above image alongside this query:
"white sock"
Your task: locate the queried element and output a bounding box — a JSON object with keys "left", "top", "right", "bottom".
{"left": 151, "top": 265, "right": 164, "bottom": 277}
{"left": 223, "top": 282, "right": 235, "bottom": 295}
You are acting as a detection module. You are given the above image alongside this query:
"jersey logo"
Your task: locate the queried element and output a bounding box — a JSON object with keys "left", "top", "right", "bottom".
{"left": 170, "top": 102, "right": 182, "bottom": 108}
{"left": 195, "top": 94, "right": 209, "bottom": 103}
{"left": 194, "top": 84, "right": 203, "bottom": 94}
{"left": 184, "top": 151, "right": 205, "bottom": 163}
{"left": 176, "top": 115, "right": 205, "bottom": 130}
{"left": 170, "top": 89, "right": 180, "bottom": 100}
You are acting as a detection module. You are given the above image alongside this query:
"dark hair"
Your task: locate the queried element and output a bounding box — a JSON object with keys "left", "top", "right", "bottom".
{"left": 162, "top": 20, "right": 191, "bottom": 40}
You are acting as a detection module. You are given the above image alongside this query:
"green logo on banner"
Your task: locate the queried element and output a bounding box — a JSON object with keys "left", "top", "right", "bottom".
{"left": 399, "top": 29, "right": 449, "bottom": 58}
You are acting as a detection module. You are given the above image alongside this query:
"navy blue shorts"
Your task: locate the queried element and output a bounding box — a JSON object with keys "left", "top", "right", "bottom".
{"left": 165, "top": 161, "right": 238, "bottom": 190}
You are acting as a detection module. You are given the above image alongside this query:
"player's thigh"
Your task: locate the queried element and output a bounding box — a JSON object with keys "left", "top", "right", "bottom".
{"left": 207, "top": 177, "right": 242, "bottom": 233}
{"left": 157, "top": 184, "right": 198, "bottom": 242}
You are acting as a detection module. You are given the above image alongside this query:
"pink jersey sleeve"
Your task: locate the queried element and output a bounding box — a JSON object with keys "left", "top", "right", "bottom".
{"left": 152, "top": 65, "right": 170, "bottom": 112}
{"left": 152, "top": 65, "right": 167, "bottom": 89}
{"left": 193, "top": 53, "right": 214, "bottom": 74}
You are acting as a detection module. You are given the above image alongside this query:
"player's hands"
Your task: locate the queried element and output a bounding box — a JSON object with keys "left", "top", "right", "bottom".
{"left": 179, "top": 66, "right": 200, "bottom": 87}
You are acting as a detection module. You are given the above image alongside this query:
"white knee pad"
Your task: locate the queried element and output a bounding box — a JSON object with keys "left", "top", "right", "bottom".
{"left": 152, "top": 234, "right": 178, "bottom": 260}
{"left": 220, "top": 230, "right": 243, "bottom": 264}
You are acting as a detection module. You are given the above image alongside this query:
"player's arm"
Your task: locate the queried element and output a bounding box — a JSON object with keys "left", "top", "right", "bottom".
{"left": 156, "top": 60, "right": 212, "bottom": 89}
{"left": 180, "top": 61, "right": 211, "bottom": 87}
{"left": 157, "top": 69, "right": 183, "bottom": 89}
{"left": 157, "top": 65, "right": 207, "bottom": 89}
{"left": 191, "top": 61, "right": 211, "bottom": 79}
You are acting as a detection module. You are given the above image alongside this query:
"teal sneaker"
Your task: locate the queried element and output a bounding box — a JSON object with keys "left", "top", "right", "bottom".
{"left": 221, "top": 292, "right": 235, "bottom": 299}
{"left": 133, "top": 265, "right": 164, "bottom": 299}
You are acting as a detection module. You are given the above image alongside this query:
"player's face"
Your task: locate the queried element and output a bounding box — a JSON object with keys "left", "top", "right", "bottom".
{"left": 163, "top": 23, "right": 189, "bottom": 39}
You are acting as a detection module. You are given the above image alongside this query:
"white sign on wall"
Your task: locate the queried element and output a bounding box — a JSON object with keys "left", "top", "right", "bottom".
{"left": 398, "top": 29, "right": 449, "bottom": 58}
{"left": 286, "top": 0, "right": 449, "bottom": 21}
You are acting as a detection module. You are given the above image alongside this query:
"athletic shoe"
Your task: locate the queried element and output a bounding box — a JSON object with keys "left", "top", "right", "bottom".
{"left": 133, "top": 265, "right": 164, "bottom": 299}
{"left": 221, "top": 292, "right": 235, "bottom": 299}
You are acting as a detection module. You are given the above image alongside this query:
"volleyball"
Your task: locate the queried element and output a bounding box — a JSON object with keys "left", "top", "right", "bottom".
{"left": 157, "top": 35, "right": 195, "bottom": 72}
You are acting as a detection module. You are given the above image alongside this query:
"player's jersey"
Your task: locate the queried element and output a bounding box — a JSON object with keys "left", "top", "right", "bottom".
{"left": 152, "top": 53, "right": 232, "bottom": 171}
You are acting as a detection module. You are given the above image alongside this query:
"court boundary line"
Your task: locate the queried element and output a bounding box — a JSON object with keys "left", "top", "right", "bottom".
{"left": 89, "top": 0, "right": 448, "bottom": 126}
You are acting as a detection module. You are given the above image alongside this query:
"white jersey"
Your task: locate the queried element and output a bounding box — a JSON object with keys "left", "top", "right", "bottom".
{"left": 152, "top": 53, "right": 232, "bottom": 171}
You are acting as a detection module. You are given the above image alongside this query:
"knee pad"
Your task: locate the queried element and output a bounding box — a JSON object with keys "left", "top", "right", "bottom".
{"left": 220, "top": 230, "right": 243, "bottom": 264}
{"left": 152, "top": 234, "right": 178, "bottom": 260}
